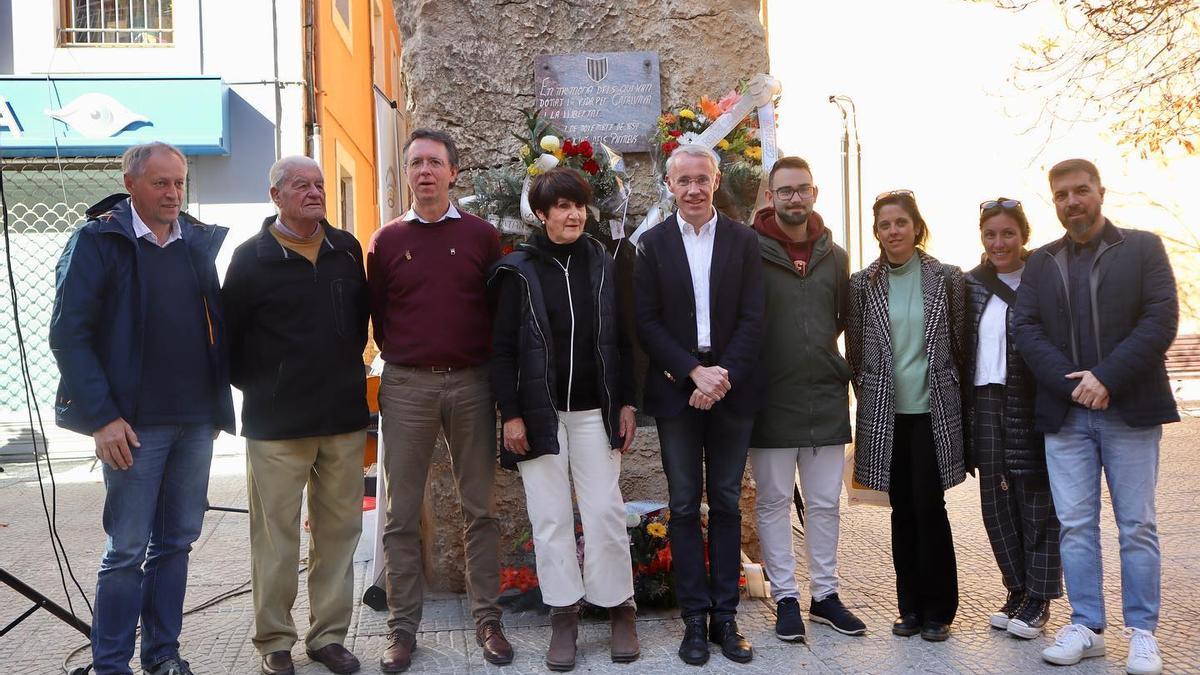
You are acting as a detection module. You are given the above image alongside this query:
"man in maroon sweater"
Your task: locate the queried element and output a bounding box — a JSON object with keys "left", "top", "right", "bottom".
{"left": 367, "top": 129, "right": 509, "bottom": 673}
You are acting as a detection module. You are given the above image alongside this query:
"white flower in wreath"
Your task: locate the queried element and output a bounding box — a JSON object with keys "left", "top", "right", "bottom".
{"left": 680, "top": 131, "right": 700, "bottom": 145}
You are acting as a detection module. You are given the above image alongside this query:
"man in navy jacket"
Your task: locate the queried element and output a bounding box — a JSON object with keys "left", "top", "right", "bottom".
{"left": 634, "top": 144, "right": 765, "bottom": 666}
{"left": 1013, "top": 158, "right": 1177, "bottom": 675}
{"left": 50, "top": 142, "right": 233, "bottom": 675}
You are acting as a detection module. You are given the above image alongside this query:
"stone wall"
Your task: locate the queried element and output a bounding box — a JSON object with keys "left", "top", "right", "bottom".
{"left": 394, "top": 0, "right": 769, "bottom": 213}
{"left": 393, "top": 0, "right": 769, "bottom": 591}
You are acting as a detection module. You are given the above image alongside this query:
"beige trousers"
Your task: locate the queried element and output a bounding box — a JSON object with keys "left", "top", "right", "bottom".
{"left": 378, "top": 364, "right": 502, "bottom": 634}
{"left": 246, "top": 429, "right": 366, "bottom": 654}
{"left": 519, "top": 409, "right": 634, "bottom": 608}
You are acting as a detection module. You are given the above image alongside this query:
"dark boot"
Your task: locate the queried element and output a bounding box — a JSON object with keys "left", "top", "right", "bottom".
{"left": 609, "top": 605, "right": 640, "bottom": 663}
{"left": 545, "top": 607, "right": 579, "bottom": 672}
{"left": 678, "top": 616, "right": 709, "bottom": 665}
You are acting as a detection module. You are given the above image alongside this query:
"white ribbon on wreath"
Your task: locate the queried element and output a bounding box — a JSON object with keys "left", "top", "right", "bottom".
{"left": 628, "top": 73, "right": 782, "bottom": 246}
{"left": 519, "top": 152, "right": 562, "bottom": 225}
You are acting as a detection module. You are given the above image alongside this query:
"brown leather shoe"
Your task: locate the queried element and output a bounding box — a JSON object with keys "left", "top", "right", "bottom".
{"left": 306, "top": 643, "right": 361, "bottom": 674}
{"left": 476, "top": 619, "right": 514, "bottom": 665}
{"left": 609, "top": 605, "right": 640, "bottom": 663}
{"left": 261, "top": 651, "right": 295, "bottom": 675}
{"left": 546, "top": 610, "right": 579, "bottom": 671}
{"left": 379, "top": 630, "right": 415, "bottom": 673}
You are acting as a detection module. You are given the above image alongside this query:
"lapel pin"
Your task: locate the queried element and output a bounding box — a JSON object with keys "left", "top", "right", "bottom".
{"left": 404, "top": 250, "right": 412, "bottom": 260}
{"left": 450, "top": 247, "right": 457, "bottom": 256}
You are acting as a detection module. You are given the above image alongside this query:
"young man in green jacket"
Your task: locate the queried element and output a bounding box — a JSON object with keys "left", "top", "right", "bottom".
{"left": 750, "top": 157, "right": 865, "bottom": 642}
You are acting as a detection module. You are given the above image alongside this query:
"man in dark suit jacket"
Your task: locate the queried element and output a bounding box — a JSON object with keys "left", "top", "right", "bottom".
{"left": 633, "top": 144, "right": 765, "bottom": 666}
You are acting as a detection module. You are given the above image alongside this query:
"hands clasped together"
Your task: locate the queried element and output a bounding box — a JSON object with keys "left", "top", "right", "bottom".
{"left": 688, "top": 364, "right": 731, "bottom": 411}
{"left": 1067, "top": 370, "right": 1109, "bottom": 410}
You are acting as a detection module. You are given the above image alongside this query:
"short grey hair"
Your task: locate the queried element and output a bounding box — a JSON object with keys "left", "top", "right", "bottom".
{"left": 269, "top": 155, "right": 323, "bottom": 189}
{"left": 665, "top": 143, "right": 720, "bottom": 176}
{"left": 122, "top": 142, "right": 186, "bottom": 178}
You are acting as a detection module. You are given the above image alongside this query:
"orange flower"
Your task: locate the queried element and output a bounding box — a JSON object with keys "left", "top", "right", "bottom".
{"left": 699, "top": 95, "right": 721, "bottom": 121}
{"left": 661, "top": 112, "right": 678, "bottom": 125}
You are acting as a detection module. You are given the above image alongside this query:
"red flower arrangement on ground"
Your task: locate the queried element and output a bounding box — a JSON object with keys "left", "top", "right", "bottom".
{"left": 498, "top": 505, "right": 715, "bottom": 613}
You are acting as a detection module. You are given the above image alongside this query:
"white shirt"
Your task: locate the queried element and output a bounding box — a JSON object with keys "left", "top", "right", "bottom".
{"left": 402, "top": 202, "right": 461, "bottom": 223}
{"left": 679, "top": 208, "right": 718, "bottom": 350}
{"left": 129, "top": 199, "right": 182, "bottom": 247}
{"left": 974, "top": 267, "right": 1024, "bottom": 386}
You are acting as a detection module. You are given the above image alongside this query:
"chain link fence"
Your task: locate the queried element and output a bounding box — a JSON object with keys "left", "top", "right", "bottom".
{"left": 1, "top": 158, "right": 125, "bottom": 413}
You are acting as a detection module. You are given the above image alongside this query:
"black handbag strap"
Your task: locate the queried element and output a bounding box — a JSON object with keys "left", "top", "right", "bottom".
{"left": 977, "top": 270, "right": 1017, "bottom": 307}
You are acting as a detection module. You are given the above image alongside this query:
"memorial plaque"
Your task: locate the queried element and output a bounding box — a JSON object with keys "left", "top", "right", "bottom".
{"left": 533, "top": 51, "right": 661, "bottom": 153}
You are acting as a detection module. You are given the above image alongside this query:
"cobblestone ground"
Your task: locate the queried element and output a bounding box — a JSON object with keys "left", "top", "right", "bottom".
{"left": 2, "top": 416, "right": 1198, "bottom": 674}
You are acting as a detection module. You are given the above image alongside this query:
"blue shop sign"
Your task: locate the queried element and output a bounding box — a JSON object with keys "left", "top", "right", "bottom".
{"left": 0, "top": 76, "right": 229, "bottom": 157}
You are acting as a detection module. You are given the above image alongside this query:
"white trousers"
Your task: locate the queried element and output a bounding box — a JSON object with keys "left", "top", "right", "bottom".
{"left": 518, "top": 409, "right": 634, "bottom": 608}
{"left": 750, "top": 444, "right": 846, "bottom": 603}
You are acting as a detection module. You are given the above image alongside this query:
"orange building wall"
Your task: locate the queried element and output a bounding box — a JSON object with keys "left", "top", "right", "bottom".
{"left": 314, "top": 0, "right": 401, "bottom": 251}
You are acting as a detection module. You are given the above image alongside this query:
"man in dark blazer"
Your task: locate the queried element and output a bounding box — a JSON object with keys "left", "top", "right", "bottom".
{"left": 1013, "top": 159, "right": 1177, "bottom": 674}
{"left": 633, "top": 144, "right": 765, "bottom": 666}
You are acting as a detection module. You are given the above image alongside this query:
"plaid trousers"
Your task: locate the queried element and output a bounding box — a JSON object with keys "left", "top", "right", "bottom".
{"left": 974, "top": 385, "right": 1063, "bottom": 600}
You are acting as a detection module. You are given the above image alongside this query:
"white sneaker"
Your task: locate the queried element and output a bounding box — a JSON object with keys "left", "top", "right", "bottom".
{"left": 1124, "top": 627, "right": 1162, "bottom": 675}
{"left": 1042, "top": 624, "right": 1106, "bottom": 665}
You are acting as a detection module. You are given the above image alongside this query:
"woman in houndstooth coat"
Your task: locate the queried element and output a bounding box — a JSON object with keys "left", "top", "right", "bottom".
{"left": 846, "top": 190, "right": 966, "bottom": 642}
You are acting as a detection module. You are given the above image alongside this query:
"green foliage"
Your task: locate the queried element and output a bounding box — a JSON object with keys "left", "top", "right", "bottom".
{"left": 463, "top": 164, "right": 524, "bottom": 221}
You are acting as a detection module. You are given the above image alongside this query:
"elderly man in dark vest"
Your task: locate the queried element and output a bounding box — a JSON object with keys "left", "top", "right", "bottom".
{"left": 223, "top": 155, "right": 370, "bottom": 675}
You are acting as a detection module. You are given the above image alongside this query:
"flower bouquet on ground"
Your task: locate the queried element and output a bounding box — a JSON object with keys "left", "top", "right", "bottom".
{"left": 498, "top": 528, "right": 543, "bottom": 613}
{"left": 627, "top": 504, "right": 677, "bottom": 609}
{"left": 652, "top": 84, "right": 773, "bottom": 223}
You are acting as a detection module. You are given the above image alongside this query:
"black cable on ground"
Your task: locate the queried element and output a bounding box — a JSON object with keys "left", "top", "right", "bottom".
{"left": 0, "top": 156, "right": 94, "bottom": 619}
{"left": 59, "top": 568, "right": 306, "bottom": 674}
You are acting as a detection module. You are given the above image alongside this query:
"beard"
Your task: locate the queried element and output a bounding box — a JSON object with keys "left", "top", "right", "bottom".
{"left": 1062, "top": 209, "right": 1098, "bottom": 240}
{"left": 776, "top": 206, "right": 810, "bottom": 227}
{"left": 1067, "top": 217, "right": 1092, "bottom": 240}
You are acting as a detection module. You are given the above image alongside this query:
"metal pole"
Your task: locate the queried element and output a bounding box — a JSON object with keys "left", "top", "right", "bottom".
{"left": 830, "top": 96, "right": 852, "bottom": 262}
{"left": 841, "top": 128, "right": 851, "bottom": 262}
{"left": 0, "top": 568, "right": 92, "bottom": 638}
{"left": 852, "top": 108, "right": 864, "bottom": 270}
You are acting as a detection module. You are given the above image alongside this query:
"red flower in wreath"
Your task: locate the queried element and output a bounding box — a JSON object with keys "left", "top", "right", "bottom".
{"left": 577, "top": 140, "right": 594, "bottom": 158}
{"left": 668, "top": 129, "right": 683, "bottom": 138}
{"left": 562, "top": 139, "right": 575, "bottom": 155}
{"left": 661, "top": 140, "right": 679, "bottom": 155}
{"left": 582, "top": 158, "right": 600, "bottom": 175}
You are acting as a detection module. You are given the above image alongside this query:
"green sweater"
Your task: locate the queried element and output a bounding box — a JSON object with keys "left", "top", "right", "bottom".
{"left": 888, "top": 254, "right": 929, "bottom": 414}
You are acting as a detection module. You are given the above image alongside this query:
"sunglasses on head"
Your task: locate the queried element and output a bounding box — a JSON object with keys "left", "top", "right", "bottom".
{"left": 980, "top": 198, "right": 1022, "bottom": 212}
{"left": 875, "top": 189, "right": 915, "bottom": 203}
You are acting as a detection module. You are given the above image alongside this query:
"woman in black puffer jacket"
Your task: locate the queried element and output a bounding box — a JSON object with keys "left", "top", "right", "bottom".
{"left": 964, "top": 198, "right": 1062, "bottom": 641}
{"left": 488, "top": 168, "right": 640, "bottom": 671}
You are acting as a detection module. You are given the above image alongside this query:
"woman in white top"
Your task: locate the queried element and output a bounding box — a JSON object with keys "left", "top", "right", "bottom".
{"left": 963, "top": 199, "right": 1062, "bottom": 641}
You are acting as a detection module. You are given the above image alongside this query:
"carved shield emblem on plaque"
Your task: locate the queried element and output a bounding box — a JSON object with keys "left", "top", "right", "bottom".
{"left": 586, "top": 57, "right": 609, "bottom": 83}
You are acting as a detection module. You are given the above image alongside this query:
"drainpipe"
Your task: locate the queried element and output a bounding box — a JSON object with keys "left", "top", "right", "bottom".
{"left": 304, "top": 0, "right": 322, "bottom": 163}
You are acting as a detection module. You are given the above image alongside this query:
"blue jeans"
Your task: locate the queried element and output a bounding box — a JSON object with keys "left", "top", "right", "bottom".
{"left": 656, "top": 405, "right": 753, "bottom": 622}
{"left": 1044, "top": 407, "right": 1161, "bottom": 632}
{"left": 91, "top": 424, "right": 214, "bottom": 675}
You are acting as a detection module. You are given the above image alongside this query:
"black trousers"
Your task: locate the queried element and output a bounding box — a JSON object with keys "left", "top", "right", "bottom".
{"left": 656, "top": 404, "right": 753, "bottom": 621}
{"left": 974, "top": 385, "right": 1063, "bottom": 600}
{"left": 889, "top": 413, "right": 959, "bottom": 624}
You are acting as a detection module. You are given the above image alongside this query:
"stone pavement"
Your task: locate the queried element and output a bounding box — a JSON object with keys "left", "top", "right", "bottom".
{"left": 2, "top": 417, "right": 1199, "bottom": 674}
